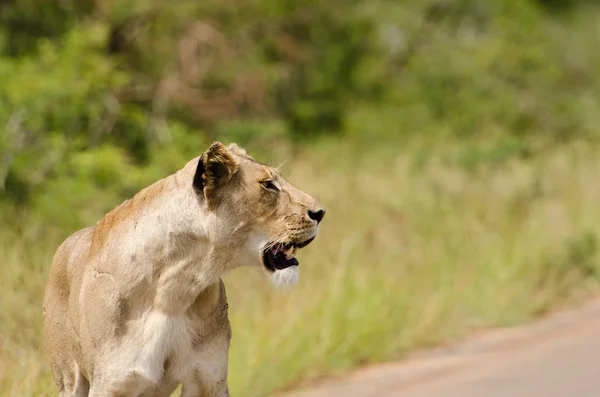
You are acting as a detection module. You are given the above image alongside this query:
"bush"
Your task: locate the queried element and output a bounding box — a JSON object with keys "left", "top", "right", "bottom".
{"left": 0, "top": 24, "right": 126, "bottom": 205}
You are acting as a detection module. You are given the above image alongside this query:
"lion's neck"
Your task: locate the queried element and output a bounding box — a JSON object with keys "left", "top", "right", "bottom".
{"left": 95, "top": 164, "right": 226, "bottom": 314}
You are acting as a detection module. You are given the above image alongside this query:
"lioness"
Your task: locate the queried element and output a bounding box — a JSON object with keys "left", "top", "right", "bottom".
{"left": 43, "top": 142, "right": 325, "bottom": 397}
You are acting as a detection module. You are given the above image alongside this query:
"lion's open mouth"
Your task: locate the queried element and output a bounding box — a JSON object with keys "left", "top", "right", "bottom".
{"left": 262, "top": 237, "right": 315, "bottom": 272}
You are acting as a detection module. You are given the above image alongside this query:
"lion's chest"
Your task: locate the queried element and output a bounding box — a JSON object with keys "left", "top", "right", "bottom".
{"left": 111, "top": 311, "right": 209, "bottom": 383}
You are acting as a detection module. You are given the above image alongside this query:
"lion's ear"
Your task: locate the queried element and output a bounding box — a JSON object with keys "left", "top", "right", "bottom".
{"left": 193, "top": 142, "right": 239, "bottom": 204}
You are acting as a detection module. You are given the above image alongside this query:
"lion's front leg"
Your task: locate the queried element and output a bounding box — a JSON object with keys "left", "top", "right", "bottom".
{"left": 181, "top": 331, "right": 230, "bottom": 397}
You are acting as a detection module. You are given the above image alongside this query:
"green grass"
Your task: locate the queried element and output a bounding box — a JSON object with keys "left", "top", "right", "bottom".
{"left": 2, "top": 139, "right": 600, "bottom": 396}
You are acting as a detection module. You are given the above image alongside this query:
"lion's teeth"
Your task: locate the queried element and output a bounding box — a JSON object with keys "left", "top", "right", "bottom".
{"left": 285, "top": 247, "right": 297, "bottom": 260}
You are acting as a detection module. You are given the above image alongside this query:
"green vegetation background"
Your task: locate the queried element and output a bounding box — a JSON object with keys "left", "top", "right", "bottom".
{"left": 3, "top": 0, "right": 600, "bottom": 396}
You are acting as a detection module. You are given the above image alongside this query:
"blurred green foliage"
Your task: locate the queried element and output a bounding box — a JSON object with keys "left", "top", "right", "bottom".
{"left": 1, "top": 0, "right": 600, "bottom": 232}
{"left": 4, "top": 2, "right": 600, "bottom": 395}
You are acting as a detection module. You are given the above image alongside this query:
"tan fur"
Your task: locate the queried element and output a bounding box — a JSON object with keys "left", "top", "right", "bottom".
{"left": 43, "top": 142, "right": 325, "bottom": 397}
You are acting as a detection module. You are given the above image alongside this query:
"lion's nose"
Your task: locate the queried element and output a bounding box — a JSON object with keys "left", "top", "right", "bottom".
{"left": 307, "top": 208, "right": 326, "bottom": 224}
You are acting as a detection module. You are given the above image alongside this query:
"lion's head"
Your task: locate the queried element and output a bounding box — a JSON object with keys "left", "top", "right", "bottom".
{"left": 192, "top": 142, "right": 325, "bottom": 287}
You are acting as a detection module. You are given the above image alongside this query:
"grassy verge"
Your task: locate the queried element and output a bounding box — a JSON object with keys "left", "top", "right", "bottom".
{"left": 2, "top": 139, "right": 600, "bottom": 396}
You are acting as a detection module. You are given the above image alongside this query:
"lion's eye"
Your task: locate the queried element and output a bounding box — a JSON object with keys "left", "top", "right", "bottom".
{"left": 260, "top": 180, "right": 279, "bottom": 192}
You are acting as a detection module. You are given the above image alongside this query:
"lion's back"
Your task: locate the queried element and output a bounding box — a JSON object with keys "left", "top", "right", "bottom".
{"left": 43, "top": 226, "right": 95, "bottom": 388}
{"left": 46, "top": 226, "right": 95, "bottom": 296}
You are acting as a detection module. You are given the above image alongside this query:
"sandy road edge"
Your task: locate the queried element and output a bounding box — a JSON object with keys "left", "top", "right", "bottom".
{"left": 275, "top": 296, "right": 600, "bottom": 397}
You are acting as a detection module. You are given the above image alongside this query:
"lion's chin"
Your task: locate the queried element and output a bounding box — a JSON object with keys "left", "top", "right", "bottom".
{"left": 269, "top": 266, "right": 300, "bottom": 289}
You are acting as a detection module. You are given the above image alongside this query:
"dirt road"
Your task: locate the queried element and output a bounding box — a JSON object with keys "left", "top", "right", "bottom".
{"left": 281, "top": 297, "right": 600, "bottom": 397}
